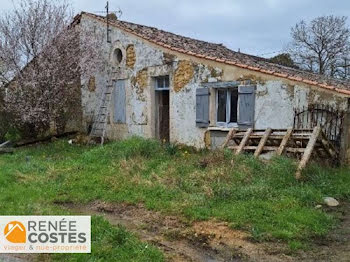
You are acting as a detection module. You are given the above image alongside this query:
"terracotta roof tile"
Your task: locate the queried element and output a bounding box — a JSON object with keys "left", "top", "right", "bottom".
{"left": 247, "top": 66, "right": 261, "bottom": 71}
{"left": 288, "top": 76, "right": 303, "bottom": 82}
{"left": 273, "top": 72, "right": 289, "bottom": 78}
{"left": 81, "top": 12, "right": 350, "bottom": 94}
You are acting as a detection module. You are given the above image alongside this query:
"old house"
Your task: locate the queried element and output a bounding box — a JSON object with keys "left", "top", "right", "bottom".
{"left": 75, "top": 12, "right": 350, "bottom": 163}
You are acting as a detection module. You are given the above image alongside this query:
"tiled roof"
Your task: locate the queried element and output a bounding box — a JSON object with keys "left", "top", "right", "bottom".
{"left": 78, "top": 12, "right": 350, "bottom": 95}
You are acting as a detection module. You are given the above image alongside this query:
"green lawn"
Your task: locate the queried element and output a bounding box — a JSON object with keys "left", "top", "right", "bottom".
{"left": 0, "top": 137, "right": 349, "bottom": 260}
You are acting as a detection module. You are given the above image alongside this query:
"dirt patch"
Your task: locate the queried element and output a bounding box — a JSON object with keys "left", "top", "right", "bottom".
{"left": 64, "top": 201, "right": 292, "bottom": 262}
{"left": 189, "top": 221, "right": 292, "bottom": 262}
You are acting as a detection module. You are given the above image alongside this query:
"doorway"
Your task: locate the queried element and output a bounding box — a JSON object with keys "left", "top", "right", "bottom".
{"left": 156, "top": 90, "right": 170, "bottom": 141}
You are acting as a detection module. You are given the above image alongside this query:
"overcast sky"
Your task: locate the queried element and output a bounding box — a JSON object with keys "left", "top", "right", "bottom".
{"left": 1, "top": 0, "right": 350, "bottom": 57}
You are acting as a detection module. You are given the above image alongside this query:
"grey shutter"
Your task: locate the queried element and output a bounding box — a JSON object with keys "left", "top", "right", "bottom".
{"left": 238, "top": 85, "right": 255, "bottom": 129}
{"left": 114, "top": 80, "right": 126, "bottom": 123}
{"left": 196, "top": 88, "right": 210, "bottom": 128}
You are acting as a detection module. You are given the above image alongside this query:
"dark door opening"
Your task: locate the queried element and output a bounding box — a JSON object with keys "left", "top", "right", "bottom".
{"left": 156, "top": 90, "right": 170, "bottom": 141}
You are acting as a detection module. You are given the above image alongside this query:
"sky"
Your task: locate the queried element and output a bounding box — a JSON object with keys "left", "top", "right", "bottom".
{"left": 1, "top": 0, "right": 350, "bottom": 57}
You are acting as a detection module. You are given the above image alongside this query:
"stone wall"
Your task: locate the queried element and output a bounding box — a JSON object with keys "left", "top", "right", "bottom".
{"left": 79, "top": 14, "right": 350, "bottom": 152}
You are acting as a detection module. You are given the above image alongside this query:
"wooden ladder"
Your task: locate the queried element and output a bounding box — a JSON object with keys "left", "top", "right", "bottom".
{"left": 89, "top": 81, "right": 114, "bottom": 145}
{"left": 222, "top": 126, "right": 338, "bottom": 179}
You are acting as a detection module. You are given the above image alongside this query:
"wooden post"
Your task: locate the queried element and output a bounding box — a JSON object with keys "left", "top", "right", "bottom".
{"left": 221, "top": 129, "right": 237, "bottom": 149}
{"left": 254, "top": 128, "right": 272, "bottom": 157}
{"left": 235, "top": 128, "right": 253, "bottom": 155}
{"left": 320, "top": 132, "right": 337, "bottom": 158}
{"left": 277, "top": 128, "right": 293, "bottom": 156}
{"left": 295, "top": 126, "right": 321, "bottom": 179}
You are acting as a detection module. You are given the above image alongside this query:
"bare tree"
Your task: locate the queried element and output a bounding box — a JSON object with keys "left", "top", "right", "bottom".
{"left": 0, "top": 0, "right": 103, "bottom": 137}
{"left": 289, "top": 15, "right": 350, "bottom": 78}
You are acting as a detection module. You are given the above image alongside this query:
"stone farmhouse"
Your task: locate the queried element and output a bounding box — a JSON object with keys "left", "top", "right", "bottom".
{"left": 74, "top": 12, "right": 350, "bottom": 163}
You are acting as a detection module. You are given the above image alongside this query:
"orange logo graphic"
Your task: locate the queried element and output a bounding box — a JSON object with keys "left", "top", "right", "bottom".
{"left": 4, "top": 221, "right": 26, "bottom": 243}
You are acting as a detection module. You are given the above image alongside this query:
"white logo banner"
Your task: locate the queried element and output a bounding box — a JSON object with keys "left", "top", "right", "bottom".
{"left": 0, "top": 216, "right": 91, "bottom": 253}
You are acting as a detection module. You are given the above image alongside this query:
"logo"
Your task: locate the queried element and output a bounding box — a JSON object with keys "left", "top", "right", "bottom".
{"left": 4, "top": 221, "right": 26, "bottom": 243}
{"left": 0, "top": 216, "right": 90, "bottom": 253}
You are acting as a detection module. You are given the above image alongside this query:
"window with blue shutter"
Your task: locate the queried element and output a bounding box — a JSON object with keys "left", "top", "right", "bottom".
{"left": 196, "top": 88, "right": 210, "bottom": 127}
{"left": 238, "top": 85, "right": 255, "bottom": 129}
{"left": 216, "top": 88, "right": 239, "bottom": 127}
{"left": 114, "top": 80, "right": 126, "bottom": 123}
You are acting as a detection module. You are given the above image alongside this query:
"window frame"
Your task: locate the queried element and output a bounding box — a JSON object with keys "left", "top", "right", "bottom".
{"left": 154, "top": 75, "right": 170, "bottom": 91}
{"left": 216, "top": 87, "right": 239, "bottom": 128}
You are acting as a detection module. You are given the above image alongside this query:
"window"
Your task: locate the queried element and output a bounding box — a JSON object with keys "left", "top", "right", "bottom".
{"left": 113, "top": 48, "right": 123, "bottom": 64}
{"left": 197, "top": 82, "right": 256, "bottom": 129}
{"left": 155, "top": 75, "right": 170, "bottom": 90}
{"left": 216, "top": 88, "right": 238, "bottom": 127}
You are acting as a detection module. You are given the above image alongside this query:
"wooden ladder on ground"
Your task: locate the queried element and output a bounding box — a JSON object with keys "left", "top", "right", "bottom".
{"left": 222, "top": 126, "right": 338, "bottom": 179}
{"left": 89, "top": 81, "right": 114, "bottom": 145}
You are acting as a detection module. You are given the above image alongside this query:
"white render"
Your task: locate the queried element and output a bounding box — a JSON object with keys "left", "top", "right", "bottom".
{"left": 78, "top": 14, "right": 349, "bottom": 149}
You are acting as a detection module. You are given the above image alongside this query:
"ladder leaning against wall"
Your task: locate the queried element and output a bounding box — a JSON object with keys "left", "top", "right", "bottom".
{"left": 89, "top": 79, "right": 114, "bottom": 145}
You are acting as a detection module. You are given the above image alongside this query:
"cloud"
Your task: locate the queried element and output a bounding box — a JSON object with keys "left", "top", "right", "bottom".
{"left": 2, "top": 0, "right": 350, "bottom": 56}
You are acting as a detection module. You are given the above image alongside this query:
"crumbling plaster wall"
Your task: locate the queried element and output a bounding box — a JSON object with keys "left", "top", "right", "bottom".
{"left": 79, "top": 15, "right": 217, "bottom": 147}
{"left": 80, "top": 16, "right": 164, "bottom": 140}
{"left": 80, "top": 15, "right": 350, "bottom": 150}
{"left": 170, "top": 62, "right": 213, "bottom": 147}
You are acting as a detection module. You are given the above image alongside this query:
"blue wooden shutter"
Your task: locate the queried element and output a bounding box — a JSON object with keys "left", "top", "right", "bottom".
{"left": 114, "top": 80, "right": 126, "bottom": 123}
{"left": 238, "top": 85, "right": 255, "bottom": 129}
{"left": 196, "top": 88, "right": 210, "bottom": 127}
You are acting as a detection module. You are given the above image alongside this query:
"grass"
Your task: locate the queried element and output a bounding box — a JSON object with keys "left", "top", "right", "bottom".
{"left": 0, "top": 137, "right": 350, "bottom": 259}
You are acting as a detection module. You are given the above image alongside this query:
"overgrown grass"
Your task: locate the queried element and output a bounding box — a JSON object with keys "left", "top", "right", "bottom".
{"left": 0, "top": 137, "right": 349, "bottom": 258}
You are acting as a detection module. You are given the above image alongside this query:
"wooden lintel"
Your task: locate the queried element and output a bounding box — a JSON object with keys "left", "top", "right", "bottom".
{"left": 235, "top": 128, "right": 253, "bottom": 155}
{"left": 254, "top": 128, "right": 272, "bottom": 157}
{"left": 201, "top": 81, "right": 240, "bottom": 88}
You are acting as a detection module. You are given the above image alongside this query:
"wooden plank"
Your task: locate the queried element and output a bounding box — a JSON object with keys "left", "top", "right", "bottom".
{"left": 0, "top": 141, "right": 11, "bottom": 148}
{"left": 254, "top": 128, "right": 272, "bottom": 157}
{"left": 277, "top": 128, "right": 293, "bottom": 156}
{"left": 295, "top": 126, "right": 321, "bottom": 179}
{"left": 229, "top": 146, "right": 305, "bottom": 153}
{"left": 319, "top": 132, "right": 338, "bottom": 158}
{"left": 241, "top": 128, "right": 312, "bottom": 133}
{"left": 235, "top": 128, "right": 253, "bottom": 155}
{"left": 231, "top": 134, "right": 312, "bottom": 140}
{"left": 221, "top": 129, "right": 237, "bottom": 149}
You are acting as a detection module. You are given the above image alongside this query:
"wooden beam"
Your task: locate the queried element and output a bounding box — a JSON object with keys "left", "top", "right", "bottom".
{"left": 277, "top": 128, "right": 293, "bottom": 156}
{"left": 0, "top": 141, "right": 11, "bottom": 148}
{"left": 201, "top": 81, "right": 240, "bottom": 88}
{"left": 229, "top": 146, "right": 305, "bottom": 153}
{"left": 221, "top": 129, "right": 237, "bottom": 149}
{"left": 235, "top": 128, "right": 253, "bottom": 155}
{"left": 230, "top": 134, "right": 311, "bottom": 140}
{"left": 254, "top": 128, "right": 272, "bottom": 157}
{"left": 295, "top": 126, "right": 321, "bottom": 179}
{"left": 15, "top": 132, "right": 78, "bottom": 147}
{"left": 319, "top": 132, "right": 338, "bottom": 158}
